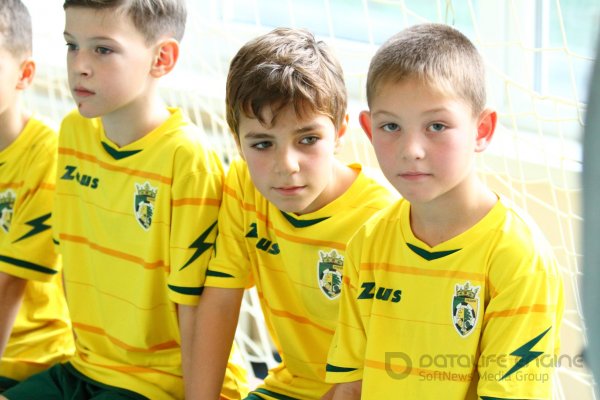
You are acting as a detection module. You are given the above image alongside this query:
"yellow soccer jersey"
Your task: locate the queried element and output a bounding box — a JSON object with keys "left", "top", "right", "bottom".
{"left": 205, "top": 158, "right": 396, "bottom": 399}
{"left": 0, "top": 117, "right": 74, "bottom": 381}
{"left": 53, "top": 109, "right": 246, "bottom": 400}
{"left": 326, "top": 197, "right": 564, "bottom": 400}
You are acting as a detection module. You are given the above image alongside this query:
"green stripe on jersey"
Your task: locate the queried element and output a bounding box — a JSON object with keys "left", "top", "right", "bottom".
{"left": 0, "top": 255, "right": 56, "bottom": 275}
{"left": 325, "top": 364, "right": 358, "bottom": 373}
{"left": 167, "top": 284, "right": 203, "bottom": 295}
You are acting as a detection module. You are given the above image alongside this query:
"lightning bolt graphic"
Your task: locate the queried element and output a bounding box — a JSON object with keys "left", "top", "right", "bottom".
{"left": 501, "top": 326, "right": 552, "bottom": 380}
{"left": 14, "top": 213, "right": 51, "bottom": 243}
{"left": 179, "top": 221, "right": 217, "bottom": 271}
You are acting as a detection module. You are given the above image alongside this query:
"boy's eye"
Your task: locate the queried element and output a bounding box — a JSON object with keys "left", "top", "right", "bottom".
{"left": 65, "top": 42, "right": 78, "bottom": 51}
{"left": 300, "top": 136, "right": 318, "bottom": 145}
{"left": 381, "top": 123, "right": 400, "bottom": 132}
{"left": 95, "top": 47, "right": 113, "bottom": 55}
{"left": 428, "top": 123, "right": 446, "bottom": 133}
{"left": 251, "top": 141, "right": 272, "bottom": 150}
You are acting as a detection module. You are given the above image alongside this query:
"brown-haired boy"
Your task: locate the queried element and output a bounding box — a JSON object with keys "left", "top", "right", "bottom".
{"left": 188, "top": 27, "right": 396, "bottom": 399}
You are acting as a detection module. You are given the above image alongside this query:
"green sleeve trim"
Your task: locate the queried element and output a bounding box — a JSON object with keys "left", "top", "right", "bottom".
{"left": 252, "top": 388, "right": 299, "bottom": 400}
{"left": 326, "top": 364, "right": 358, "bottom": 373}
{"left": 168, "top": 284, "right": 203, "bottom": 296}
{"left": 0, "top": 255, "right": 56, "bottom": 275}
{"left": 206, "top": 269, "right": 234, "bottom": 278}
{"left": 480, "top": 397, "right": 517, "bottom": 400}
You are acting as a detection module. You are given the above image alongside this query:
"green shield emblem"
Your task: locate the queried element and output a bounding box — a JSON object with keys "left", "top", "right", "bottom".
{"left": 0, "top": 190, "right": 16, "bottom": 233}
{"left": 452, "top": 281, "right": 480, "bottom": 337}
{"left": 134, "top": 182, "right": 157, "bottom": 230}
{"left": 318, "top": 250, "right": 344, "bottom": 299}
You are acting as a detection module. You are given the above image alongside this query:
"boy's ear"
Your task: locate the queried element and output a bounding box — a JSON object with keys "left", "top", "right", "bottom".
{"left": 337, "top": 114, "right": 349, "bottom": 139}
{"left": 150, "top": 39, "right": 179, "bottom": 78}
{"left": 475, "top": 108, "right": 497, "bottom": 152}
{"left": 358, "top": 110, "right": 373, "bottom": 142}
{"left": 16, "top": 58, "right": 35, "bottom": 90}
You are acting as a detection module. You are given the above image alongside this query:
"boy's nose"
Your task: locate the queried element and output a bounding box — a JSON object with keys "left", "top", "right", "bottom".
{"left": 400, "top": 132, "right": 425, "bottom": 160}
{"left": 70, "top": 53, "right": 92, "bottom": 77}
{"left": 274, "top": 147, "right": 300, "bottom": 175}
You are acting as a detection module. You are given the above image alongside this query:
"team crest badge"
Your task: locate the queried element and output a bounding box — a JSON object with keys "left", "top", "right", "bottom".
{"left": 452, "top": 281, "right": 480, "bottom": 337}
{"left": 0, "top": 190, "right": 16, "bottom": 233}
{"left": 134, "top": 182, "right": 157, "bottom": 230}
{"left": 317, "top": 250, "right": 344, "bottom": 300}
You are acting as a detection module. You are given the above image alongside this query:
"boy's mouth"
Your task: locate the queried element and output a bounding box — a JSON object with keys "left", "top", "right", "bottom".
{"left": 273, "top": 185, "right": 306, "bottom": 196}
{"left": 73, "top": 87, "right": 95, "bottom": 97}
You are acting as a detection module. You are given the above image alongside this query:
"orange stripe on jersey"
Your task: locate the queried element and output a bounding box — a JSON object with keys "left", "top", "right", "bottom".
{"left": 73, "top": 322, "right": 179, "bottom": 353}
{"left": 257, "top": 290, "right": 335, "bottom": 335}
{"left": 15, "top": 183, "right": 55, "bottom": 205}
{"left": 59, "top": 147, "right": 172, "bottom": 184}
{"left": 361, "top": 262, "right": 486, "bottom": 282}
{"left": 0, "top": 182, "right": 23, "bottom": 190}
{"left": 483, "top": 304, "right": 555, "bottom": 322}
{"left": 77, "top": 352, "right": 180, "bottom": 377}
{"left": 59, "top": 233, "right": 168, "bottom": 271}
{"left": 171, "top": 197, "right": 221, "bottom": 207}
{"left": 364, "top": 359, "right": 472, "bottom": 382}
{"left": 223, "top": 183, "right": 240, "bottom": 200}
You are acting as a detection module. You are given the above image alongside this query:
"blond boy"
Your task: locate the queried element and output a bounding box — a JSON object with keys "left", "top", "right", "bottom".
{"left": 2, "top": 1, "right": 246, "bottom": 399}
{"left": 326, "top": 23, "right": 564, "bottom": 399}
{"left": 0, "top": 0, "right": 74, "bottom": 391}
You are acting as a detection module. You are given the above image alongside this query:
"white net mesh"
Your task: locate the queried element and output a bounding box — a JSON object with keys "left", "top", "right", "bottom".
{"left": 22, "top": 0, "right": 599, "bottom": 397}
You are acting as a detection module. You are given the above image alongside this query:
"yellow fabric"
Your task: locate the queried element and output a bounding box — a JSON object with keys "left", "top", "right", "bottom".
{"left": 206, "top": 158, "right": 396, "bottom": 399}
{"left": 326, "top": 197, "right": 564, "bottom": 400}
{"left": 54, "top": 109, "right": 246, "bottom": 399}
{"left": 0, "top": 117, "right": 74, "bottom": 381}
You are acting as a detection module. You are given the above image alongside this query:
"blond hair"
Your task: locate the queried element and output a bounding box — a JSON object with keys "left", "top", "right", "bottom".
{"left": 63, "top": 0, "right": 186, "bottom": 43}
{"left": 367, "top": 23, "right": 486, "bottom": 115}
{"left": 0, "top": 0, "right": 32, "bottom": 58}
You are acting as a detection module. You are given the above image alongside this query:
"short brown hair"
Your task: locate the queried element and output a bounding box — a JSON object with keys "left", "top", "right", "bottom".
{"left": 63, "top": 0, "right": 186, "bottom": 43}
{"left": 0, "top": 0, "right": 32, "bottom": 58}
{"left": 366, "top": 23, "right": 486, "bottom": 115}
{"left": 226, "top": 27, "right": 347, "bottom": 137}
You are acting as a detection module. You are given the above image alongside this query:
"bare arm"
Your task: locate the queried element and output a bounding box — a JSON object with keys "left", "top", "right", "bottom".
{"left": 0, "top": 272, "right": 27, "bottom": 360}
{"left": 328, "top": 381, "right": 362, "bottom": 400}
{"left": 178, "top": 303, "right": 197, "bottom": 397}
{"left": 185, "top": 287, "right": 244, "bottom": 400}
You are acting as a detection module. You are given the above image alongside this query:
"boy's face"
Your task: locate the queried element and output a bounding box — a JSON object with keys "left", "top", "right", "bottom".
{"left": 64, "top": 7, "right": 157, "bottom": 119}
{"left": 0, "top": 45, "right": 26, "bottom": 119}
{"left": 361, "top": 79, "right": 493, "bottom": 205}
{"left": 237, "top": 104, "right": 344, "bottom": 215}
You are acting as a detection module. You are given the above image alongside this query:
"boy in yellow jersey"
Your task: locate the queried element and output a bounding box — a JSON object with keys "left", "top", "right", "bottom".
{"left": 325, "top": 23, "right": 564, "bottom": 400}
{"left": 188, "top": 28, "right": 396, "bottom": 400}
{"left": 0, "top": 0, "right": 75, "bottom": 392}
{"left": 2, "top": 1, "right": 247, "bottom": 399}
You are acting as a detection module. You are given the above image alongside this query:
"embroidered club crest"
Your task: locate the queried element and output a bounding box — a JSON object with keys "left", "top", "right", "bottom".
{"left": 0, "top": 189, "right": 16, "bottom": 233}
{"left": 134, "top": 182, "right": 157, "bottom": 230}
{"left": 318, "top": 250, "right": 344, "bottom": 300}
{"left": 452, "top": 281, "right": 480, "bottom": 337}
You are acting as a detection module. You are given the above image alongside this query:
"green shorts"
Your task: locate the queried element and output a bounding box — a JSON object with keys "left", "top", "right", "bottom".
{"left": 2, "top": 363, "right": 147, "bottom": 400}
{"left": 244, "top": 388, "right": 299, "bottom": 400}
{"left": 0, "top": 376, "right": 19, "bottom": 393}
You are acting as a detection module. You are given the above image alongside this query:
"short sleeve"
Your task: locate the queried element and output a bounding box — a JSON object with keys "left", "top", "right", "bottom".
{"left": 326, "top": 230, "right": 367, "bottom": 383}
{"left": 204, "top": 160, "right": 253, "bottom": 290}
